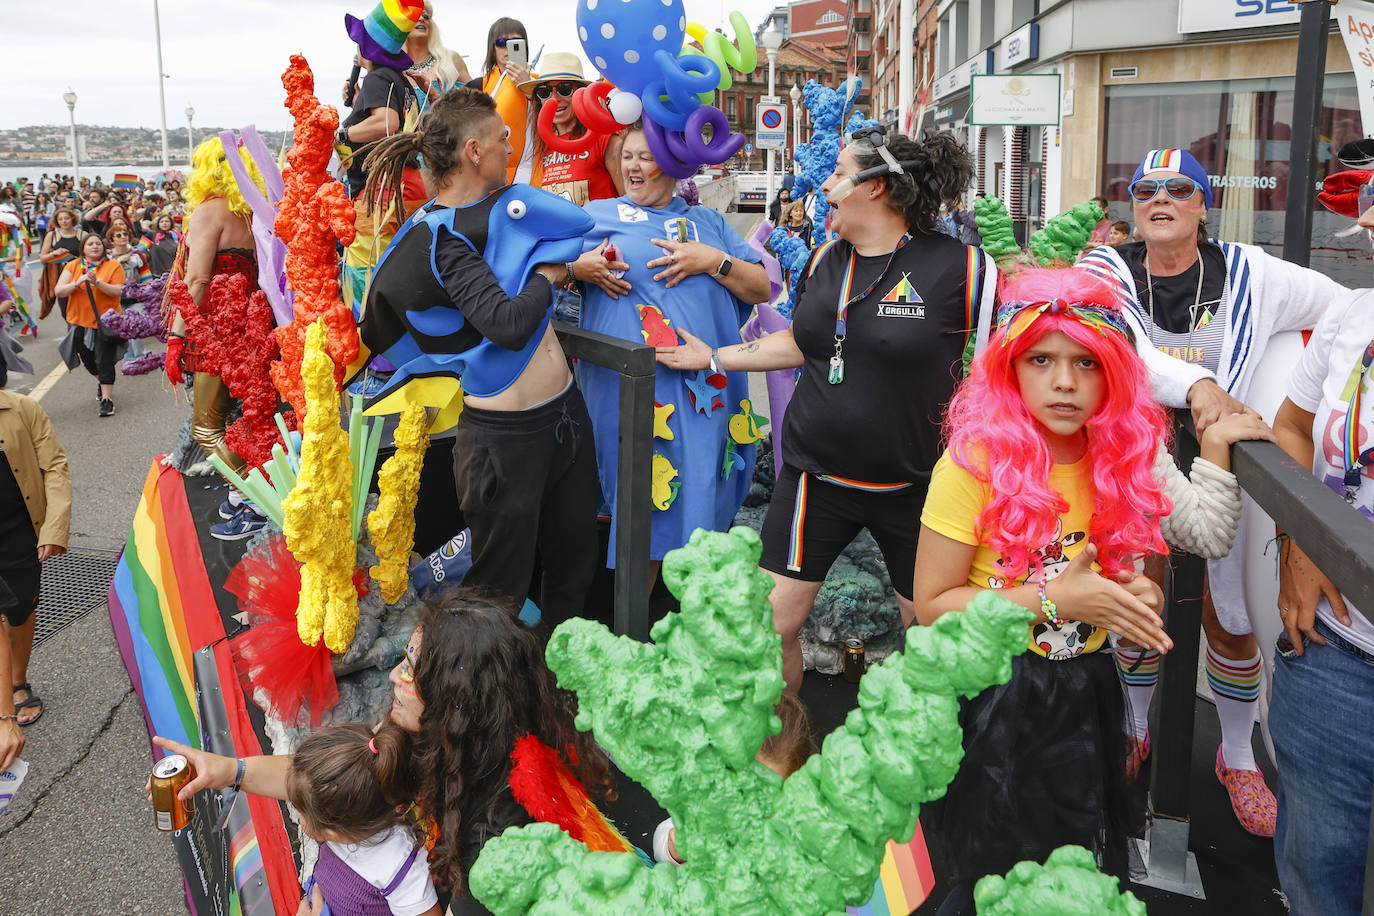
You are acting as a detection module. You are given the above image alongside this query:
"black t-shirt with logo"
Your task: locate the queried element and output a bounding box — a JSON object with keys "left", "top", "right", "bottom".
{"left": 782, "top": 232, "right": 984, "bottom": 482}
{"left": 1118, "top": 240, "right": 1226, "bottom": 333}
{"left": 341, "top": 66, "right": 411, "bottom": 193}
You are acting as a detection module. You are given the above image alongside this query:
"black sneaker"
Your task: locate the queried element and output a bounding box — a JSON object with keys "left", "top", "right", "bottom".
{"left": 98, "top": 398, "right": 115, "bottom": 417}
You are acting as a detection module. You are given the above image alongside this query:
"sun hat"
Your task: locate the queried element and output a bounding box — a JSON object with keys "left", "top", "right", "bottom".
{"left": 345, "top": 0, "right": 424, "bottom": 71}
{"left": 1132, "top": 148, "right": 1213, "bottom": 210}
{"left": 517, "top": 52, "right": 591, "bottom": 93}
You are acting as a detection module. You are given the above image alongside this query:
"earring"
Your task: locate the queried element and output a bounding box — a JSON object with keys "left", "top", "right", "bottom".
{"left": 474, "top": 157, "right": 480, "bottom": 166}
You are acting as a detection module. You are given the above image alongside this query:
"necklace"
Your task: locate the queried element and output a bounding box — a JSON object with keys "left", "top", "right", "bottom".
{"left": 1144, "top": 249, "right": 1206, "bottom": 352}
{"left": 411, "top": 53, "right": 437, "bottom": 73}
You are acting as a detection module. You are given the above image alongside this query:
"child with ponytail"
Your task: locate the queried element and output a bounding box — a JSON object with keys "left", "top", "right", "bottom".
{"left": 288, "top": 723, "right": 440, "bottom": 916}
{"left": 912, "top": 267, "right": 1272, "bottom": 913}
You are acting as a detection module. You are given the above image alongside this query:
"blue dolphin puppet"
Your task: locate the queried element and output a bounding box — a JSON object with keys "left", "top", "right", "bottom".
{"left": 353, "top": 184, "right": 595, "bottom": 432}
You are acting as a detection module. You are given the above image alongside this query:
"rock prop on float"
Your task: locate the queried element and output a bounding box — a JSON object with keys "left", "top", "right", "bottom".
{"left": 973, "top": 845, "right": 1148, "bottom": 916}
{"left": 468, "top": 525, "right": 1032, "bottom": 915}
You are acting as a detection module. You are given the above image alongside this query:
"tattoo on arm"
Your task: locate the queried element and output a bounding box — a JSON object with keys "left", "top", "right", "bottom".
{"left": 737, "top": 342, "right": 760, "bottom": 353}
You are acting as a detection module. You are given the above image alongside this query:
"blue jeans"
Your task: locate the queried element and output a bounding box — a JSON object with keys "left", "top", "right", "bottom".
{"left": 1271, "top": 619, "right": 1374, "bottom": 916}
{"left": 552, "top": 287, "right": 582, "bottom": 325}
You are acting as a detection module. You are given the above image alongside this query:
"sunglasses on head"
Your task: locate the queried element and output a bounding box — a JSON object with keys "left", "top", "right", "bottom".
{"left": 1129, "top": 176, "right": 1203, "bottom": 203}
{"left": 534, "top": 81, "right": 581, "bottom": 102}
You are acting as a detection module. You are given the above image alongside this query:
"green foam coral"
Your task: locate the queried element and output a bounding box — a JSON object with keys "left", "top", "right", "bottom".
{"left": 974, "top": 845, "right": 1149, "bottom": 915}
{"left": 1027, "top": 202, "right": 1104, "bottom": 267}
{"left": 468, "top": 526, "right": 1033, "bottom": 914}
{"left": 975, "top": 195, "right": 1020, "bottom": 264}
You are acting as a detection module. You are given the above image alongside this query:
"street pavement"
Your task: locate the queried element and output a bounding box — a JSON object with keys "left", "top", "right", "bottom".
{"left": 0, "top": 301, "right": 188, "bottom": 915}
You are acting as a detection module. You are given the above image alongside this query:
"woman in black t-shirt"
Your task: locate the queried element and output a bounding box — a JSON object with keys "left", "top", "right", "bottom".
{"left": 657, "top": 127, "right": 993, "bottom": 693}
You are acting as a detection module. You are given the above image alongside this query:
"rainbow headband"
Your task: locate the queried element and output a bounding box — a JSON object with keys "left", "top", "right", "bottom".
{"left": 996, "top": 299, "right": 1131, "bottom": 345}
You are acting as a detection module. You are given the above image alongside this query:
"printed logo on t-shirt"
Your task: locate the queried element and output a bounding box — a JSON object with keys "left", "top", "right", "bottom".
{"left": 661, "top": 217, "right": 699, "bottom": 243}
{"left": 988, "top": 522, "right": 1095, "bottom": 660}
{"left": 618, "top": 204, "right": 648, "bottom": 223}
{"left": 876, "top": 273, "right": 925, "bottom": 319}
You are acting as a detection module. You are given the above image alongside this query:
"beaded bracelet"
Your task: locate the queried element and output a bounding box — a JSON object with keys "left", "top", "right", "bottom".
{"left": 1037, "top": 578, "right": 1064, "bottom": 626}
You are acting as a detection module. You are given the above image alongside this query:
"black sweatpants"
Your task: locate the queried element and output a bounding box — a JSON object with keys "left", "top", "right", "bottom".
{"left": 72, "top": 324, "right": 120, "bottom": 386}
{"left": 451, "top": 381, "right": 599, "bottom": 629}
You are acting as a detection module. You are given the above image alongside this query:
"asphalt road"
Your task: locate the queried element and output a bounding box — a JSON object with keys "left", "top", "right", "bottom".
{"left": 0, "top": 295, "right": 188, "bottom": 915}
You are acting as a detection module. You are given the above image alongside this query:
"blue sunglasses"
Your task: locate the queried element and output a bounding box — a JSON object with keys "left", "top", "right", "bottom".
{"left": 1129, "top": 176, "right": 1204, "bottom": 203}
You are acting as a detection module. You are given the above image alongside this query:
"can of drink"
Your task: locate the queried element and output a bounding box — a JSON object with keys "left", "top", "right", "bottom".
{"left": 842, "top": 638, "right": 866, "bottom": 683}
{"left": 151, "top": 755, "right": 195, "bottom": 832}
{"left": 603, "top": 242, "right": 626, "bottom": 279}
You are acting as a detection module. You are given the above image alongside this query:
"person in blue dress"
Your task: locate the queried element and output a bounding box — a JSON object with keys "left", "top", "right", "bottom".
{"left": 571, "top": 123, "right": 772, "bottom": 576}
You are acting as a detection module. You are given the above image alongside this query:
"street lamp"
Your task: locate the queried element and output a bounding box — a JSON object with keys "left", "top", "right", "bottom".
{"left": 153, "top": 0, "right": 171, "bottom": 167}
{"left": 185, "top": 105, "right": 195, "bottom": 167}
{"left": 62, "top": 89, "right": 79, "bottom": 183}
{"left": 790, "top": 83, "right": 803, "bottom": 173}
{"left": 761, "top": 25, "right": 783, "bottom": 216}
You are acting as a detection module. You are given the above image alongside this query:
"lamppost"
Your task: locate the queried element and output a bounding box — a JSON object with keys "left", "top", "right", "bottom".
{"left": 62, "top": 88, "right": 79, "bottom": 183}
{"left": 761, "top": 25, "right": 783, "bottom": 214}
{"left": 153, "top": 0, "right": 171, "bottom": 167}
{"left": 790, "top": 83, "right": 803, "bottom": 175}
{"left": 185, "top": 105, "right": 195, "bottom": 167}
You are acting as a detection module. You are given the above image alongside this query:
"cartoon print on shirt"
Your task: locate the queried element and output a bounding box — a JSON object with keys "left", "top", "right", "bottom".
{"left": 987, "top": 521, "right": 1091, "bottom": 660}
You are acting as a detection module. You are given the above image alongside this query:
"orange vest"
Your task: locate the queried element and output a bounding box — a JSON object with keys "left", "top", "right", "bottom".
{"left": 60, "top": 258, "right": 124, "bottom": 329}
{"left": 483, "top": 67, "right": 533, "bottom": 183}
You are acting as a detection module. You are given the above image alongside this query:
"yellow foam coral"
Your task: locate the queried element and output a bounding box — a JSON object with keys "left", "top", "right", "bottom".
{"left": 367, "top": 403, "right": 427, "bottom": 604}
{"left": 283, "top": 320, "right": 358, "bottom": 653}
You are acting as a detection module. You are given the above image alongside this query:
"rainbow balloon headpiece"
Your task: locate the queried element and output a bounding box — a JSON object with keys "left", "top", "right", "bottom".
{"left": 345, "top": 0, "right": 424, "bottom": 70}
{"left": 996, "top": 298, "right": 1131, "bottom": 345}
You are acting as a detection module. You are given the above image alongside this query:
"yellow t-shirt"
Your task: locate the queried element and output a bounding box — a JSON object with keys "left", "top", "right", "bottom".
{"left": 921, "top": 450, "right": 1107, "bottom": 659}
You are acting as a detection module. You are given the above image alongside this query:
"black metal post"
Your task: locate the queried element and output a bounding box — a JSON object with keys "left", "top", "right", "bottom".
{"left": 554, "top": 323, "right": 657, "bottom": 640}
{"left": 1281, "top": 0, "right": 1332, "bottom": 268}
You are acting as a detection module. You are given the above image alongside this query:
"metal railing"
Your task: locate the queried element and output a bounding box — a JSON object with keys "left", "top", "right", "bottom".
{"left": 1140, "top": 413, "right": 1374, "bottom": 903}
{"left": 553, "top": 321, "right": 656, "bottom": 641}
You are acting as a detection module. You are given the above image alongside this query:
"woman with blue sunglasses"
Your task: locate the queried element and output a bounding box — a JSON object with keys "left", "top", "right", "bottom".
{"left": 1081, "top": 146, "right": 1348, "bottom": 840}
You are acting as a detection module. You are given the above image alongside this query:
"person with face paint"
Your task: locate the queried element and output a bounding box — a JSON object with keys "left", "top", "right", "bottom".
{"left": 1080, "top": 148, "right": 1350, "bottom": 838}
{"left": 572, "top": 121, "right": 771, "bottom": 584}
{"left": 150, "top": 590, "right": 610, "bottom": 914}
{"left": 654, "top": 126, "right": 995, "bottom": 694}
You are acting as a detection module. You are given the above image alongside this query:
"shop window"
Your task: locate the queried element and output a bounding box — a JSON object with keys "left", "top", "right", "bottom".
{"left": 1103, "top": 73, "right": 1363, "bottom": 285}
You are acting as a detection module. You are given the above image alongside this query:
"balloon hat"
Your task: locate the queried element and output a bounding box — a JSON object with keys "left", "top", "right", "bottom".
{"left": 345, "top": 0, "right": 424, "bottom": 70}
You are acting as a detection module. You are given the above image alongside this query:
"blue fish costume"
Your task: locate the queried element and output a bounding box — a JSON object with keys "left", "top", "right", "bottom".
{"left": 354, "top": 184, "right": 594, "bottom": 431}
{"left": 353, "top": 184, "right": 602, "bottom": 627}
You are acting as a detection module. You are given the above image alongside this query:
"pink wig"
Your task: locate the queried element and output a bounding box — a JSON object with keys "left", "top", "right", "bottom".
{"left": 945, "top": 267, "right": 1171, "bottom": 579}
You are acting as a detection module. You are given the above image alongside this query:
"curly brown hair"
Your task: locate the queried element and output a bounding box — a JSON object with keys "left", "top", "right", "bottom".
{"left": 409, "top": 589, "right": 613, "bottom": 893}
{"left": 851, "top": 129, "right": 974, "bottom": 235}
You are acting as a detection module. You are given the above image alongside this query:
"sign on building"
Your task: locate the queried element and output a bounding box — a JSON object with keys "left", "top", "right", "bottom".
{"left": 756, "top": 99, "right": 787, "bottom": 149}
{"left": 997, "top": 22, "right": 1039, "bottom": 70}
{"left": 1178, "top": 0, "right": 1333, "bottom": 35}
{"left": 970, "top": 74, "right": 1061, "bottom": 126}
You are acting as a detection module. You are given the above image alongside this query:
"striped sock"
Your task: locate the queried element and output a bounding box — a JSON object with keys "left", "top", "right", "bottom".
{"left": 1115, "top": 647, "right": 1160, "bottom": 740}
{"left": 1207, "top": 646, "right": 1261, "bottom": 772}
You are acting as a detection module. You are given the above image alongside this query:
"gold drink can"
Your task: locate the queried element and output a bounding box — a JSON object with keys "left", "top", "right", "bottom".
{"left": 842, "top": 638, "right": 866, "bottom": 684}
{"left": 151, "top": 755, "right": 195, "bottom": 832}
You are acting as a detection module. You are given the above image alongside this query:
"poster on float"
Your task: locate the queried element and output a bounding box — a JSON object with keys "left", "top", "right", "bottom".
{"left": 1339, "top": 0, "right": 1374, "bottom": 136}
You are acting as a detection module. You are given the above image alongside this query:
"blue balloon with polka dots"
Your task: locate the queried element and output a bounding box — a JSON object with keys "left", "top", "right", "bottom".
{"left": 577, "top": 0, "right": 687, "bottom": 95}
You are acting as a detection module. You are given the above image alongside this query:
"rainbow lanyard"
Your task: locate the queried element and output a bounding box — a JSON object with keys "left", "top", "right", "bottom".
{"left": 1340, "top": 335, "right": 1374, "bottom": 499}
{"left": 828, "top": 234, "right": 910, "bottom": 385}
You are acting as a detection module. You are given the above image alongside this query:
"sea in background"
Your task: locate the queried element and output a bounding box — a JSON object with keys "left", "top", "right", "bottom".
{"left": 1, "top": 164, "right": 188, "bottom": 186}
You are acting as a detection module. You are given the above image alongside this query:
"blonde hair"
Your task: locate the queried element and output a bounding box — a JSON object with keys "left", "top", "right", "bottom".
{"left": 421, "top": 3, "right": 463, "bottom": 92}
{"left": 183, "top": 136, "right": 265, "bottom": 221}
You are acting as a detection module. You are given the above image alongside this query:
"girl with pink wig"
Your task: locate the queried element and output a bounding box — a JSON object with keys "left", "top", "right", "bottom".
{"left": 913, "top": 267, "right": 1272, "bottom": 913}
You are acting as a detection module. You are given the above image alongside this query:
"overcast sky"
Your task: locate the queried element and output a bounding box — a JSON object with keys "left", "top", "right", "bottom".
{"left": 4, "top": 0, "right": 782, "bottom": 131}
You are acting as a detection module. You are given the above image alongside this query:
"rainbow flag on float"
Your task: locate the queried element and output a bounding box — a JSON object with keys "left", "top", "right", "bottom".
{"left": 847, "top": 828, "right": 936, "bottom": 916}
{"left": 112, "top": 173, "right": 140, "bottom": 191}
{"left": 108, "top": 460, "right": 300, "bottom": 916}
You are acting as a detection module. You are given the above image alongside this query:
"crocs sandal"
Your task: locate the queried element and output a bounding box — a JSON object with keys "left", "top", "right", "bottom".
{"left": 1215, "top": 745, "right": 1276, "bottom": 837}
{"left": 12, "top": 682, "right": 43, "bottom": 727}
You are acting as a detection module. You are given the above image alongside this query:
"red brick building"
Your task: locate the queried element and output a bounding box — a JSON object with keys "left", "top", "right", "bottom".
{"left": 722, "top": 38, "right": 848, "bottom": 170}
{"left": 789, "top": 0, "right": 847, "bottom": 45}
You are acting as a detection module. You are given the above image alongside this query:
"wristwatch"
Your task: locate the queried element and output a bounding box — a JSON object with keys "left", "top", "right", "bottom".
{"left": 711, "top": 256, "right": 733, "bottom": 279}
{"left": 335, "top": 126, "right": 350, "bottom": 146}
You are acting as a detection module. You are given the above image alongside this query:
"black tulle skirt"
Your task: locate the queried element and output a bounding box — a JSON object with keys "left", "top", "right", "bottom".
{"left": 921, "top": 650, "right": 1134, "bottom": 886}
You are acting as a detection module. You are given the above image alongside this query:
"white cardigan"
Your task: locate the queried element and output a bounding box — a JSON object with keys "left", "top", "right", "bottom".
{"left": 1155, "top": 445, "right": 1243, "bottom": 559}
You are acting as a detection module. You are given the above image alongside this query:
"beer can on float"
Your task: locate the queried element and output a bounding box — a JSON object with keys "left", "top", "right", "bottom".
{"left": 151, "top": 755, "right": 195, "bottom": 832}
{"left": 842, "top": 638, "right": 866, "bottom": 683}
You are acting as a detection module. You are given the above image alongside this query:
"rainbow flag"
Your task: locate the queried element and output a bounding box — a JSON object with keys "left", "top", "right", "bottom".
{"left": 847, "top": 826, "right": 936, "bottom": 915}
{"left": 108, "top": 461, "right": 300, "bottom": 915}
{"left": 113, "top": 172, "right": 140, "bottom": 191}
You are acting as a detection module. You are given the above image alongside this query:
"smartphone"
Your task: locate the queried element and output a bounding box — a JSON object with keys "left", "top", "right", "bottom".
{"left": 507, "top": 38, "right": 527, "bottom": 69}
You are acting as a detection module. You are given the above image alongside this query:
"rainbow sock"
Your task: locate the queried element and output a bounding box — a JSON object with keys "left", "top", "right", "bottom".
{"left": 1206, "top": 646, "right": 1261, "bottom": 771}
{"left": 1115, "top": 647, "right": 1160, "bottom": 740}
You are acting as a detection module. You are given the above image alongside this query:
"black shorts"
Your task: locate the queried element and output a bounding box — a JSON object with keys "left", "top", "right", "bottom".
{"left": 0, "top": 563, "right": 40, "bottom": 627}
{"left": 759, "top": 464, "right": 928, "bottom": 600}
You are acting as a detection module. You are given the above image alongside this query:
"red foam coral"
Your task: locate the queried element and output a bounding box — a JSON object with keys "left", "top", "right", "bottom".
{"left": 271, "top": 54, "right": 359, "bottom": 417}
